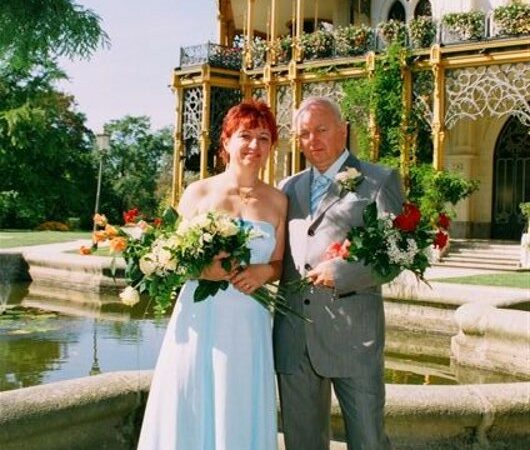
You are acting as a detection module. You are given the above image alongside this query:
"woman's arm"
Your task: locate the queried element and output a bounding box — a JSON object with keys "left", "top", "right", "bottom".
{"left": 231, "top": 191, "right": 287, "bottom": 294}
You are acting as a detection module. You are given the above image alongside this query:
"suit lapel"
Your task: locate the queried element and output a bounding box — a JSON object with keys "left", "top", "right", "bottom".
{"left": 310, "top": 152, "right": 363, "bottom": 226}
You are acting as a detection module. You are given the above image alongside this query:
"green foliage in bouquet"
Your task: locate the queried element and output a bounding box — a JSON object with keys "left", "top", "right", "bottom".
{"left": 345, "top": 202, "right": 434, "bottom": 284}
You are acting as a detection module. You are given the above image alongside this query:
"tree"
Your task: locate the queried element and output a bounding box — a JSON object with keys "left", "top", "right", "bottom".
{"left": 98, "top": 116, "right": 174, "bottom": 223}
{"left": 0, "top": 60, "right": 97, "bottom": 228}
{"left": 0, "top": 0, "right": 109, "bottom": 69}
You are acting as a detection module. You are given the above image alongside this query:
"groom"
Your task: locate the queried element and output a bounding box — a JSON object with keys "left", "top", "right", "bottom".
{"left": 274, "top": 96, "right": 404, "bottom": 450}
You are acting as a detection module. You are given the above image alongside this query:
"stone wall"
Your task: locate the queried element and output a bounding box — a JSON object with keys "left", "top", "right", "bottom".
{"left": 1, "top": 371, "right": 529, "bottom": 450}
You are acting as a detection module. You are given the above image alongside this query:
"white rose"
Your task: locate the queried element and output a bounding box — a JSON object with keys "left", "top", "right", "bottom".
{"left": 158, "top": 248, "right": 177, "bottom": 271}
{"left": 202, "top": 232, "right": 213, "bottom": 243}
{"left": 119, "top": 286, "right": 140, "bottom": 306}
{"left": 139, "top": 254, "right": 157, "bottom": 276}
{"left": 124, "top": 226, "right": 144, "bottom": 240}
{"left": 217, "top": 218, "right": 239, "bottom": 237}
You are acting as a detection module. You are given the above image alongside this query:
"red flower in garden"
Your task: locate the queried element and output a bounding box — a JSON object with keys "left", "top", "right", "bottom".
{"left": 393, "top": 203, "right": 421, "bottom": 232}
{"left": 123, "top": 208, "right": 140, "bottom": 224}
{"left": 153, "top": 218, "right": 162, "bottom": 228}
{"left": 433, "top": 230, "right": 449, "bottom": 249}
{"left": 437, "top": 213, "right": 451, "bottom": 230}
{"left": 324, "top": 239, "right": 351, "bottom": 260}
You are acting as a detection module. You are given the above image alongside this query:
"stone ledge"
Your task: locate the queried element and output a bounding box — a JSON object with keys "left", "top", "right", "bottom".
{"left": 1, "top": 371, "right": 529, "bottom": 450}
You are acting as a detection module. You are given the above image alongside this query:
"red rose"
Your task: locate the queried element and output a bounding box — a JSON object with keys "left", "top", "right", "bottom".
{"left": 437, "top": 213, "right": 451, "bottom": 230}
{"left": 153, "top": 217, "right": 162, "bottom": 228}
{"left": 433, "top": 230, "right": 449, "bottom": 249}
{"left": 324, "top": 241, "right": 343, "bottom": 260}
{"left": 393, "top": 203, "right": 421, "bottom": 232}
{"left": 324, "top": 240, "right": 351, "bottom": 260}
{"left": 123, "top": 208, "right": 140, "bottom": 224}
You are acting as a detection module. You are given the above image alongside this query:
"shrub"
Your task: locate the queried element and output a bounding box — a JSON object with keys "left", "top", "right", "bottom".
{"left": 35, "top": 221, "right": 70, "bottom": 231}
{"left": 409, "top": 164, "right": 480, "bottom": 223}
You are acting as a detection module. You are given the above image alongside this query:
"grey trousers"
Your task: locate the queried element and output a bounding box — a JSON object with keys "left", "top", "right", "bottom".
{"left": 277, "top": 350, "right": 391, "bottom": 450}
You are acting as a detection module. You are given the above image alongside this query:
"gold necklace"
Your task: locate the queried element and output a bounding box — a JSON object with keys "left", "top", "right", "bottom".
{"left": 238, "top": 186, "right": 255, "bottom": 205}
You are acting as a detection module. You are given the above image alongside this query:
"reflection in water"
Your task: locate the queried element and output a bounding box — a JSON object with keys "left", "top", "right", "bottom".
{"left": 1, "top": 283, "right": 528, "bottom": 392}
{"left": 1, "top": 282, "right": 169, "bottom": 392}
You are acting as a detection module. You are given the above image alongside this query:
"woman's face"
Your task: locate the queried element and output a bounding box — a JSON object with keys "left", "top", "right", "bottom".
{"left": 223, "top": 124, "right": 272, "bottom": 168}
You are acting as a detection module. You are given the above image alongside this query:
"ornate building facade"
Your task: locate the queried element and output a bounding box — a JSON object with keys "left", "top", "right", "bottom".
{"left": 172, "top": 0, "right": 530, "bottom": 239}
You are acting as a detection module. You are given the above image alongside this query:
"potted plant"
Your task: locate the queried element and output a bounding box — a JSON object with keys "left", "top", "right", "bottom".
{"left": 519, "top": 202, "right": 530, "bottom": 269}
{"left": 378, "top": 19, "right": 408, "bottom": 47}
{"left": 493, "top": 2, "right": 530, "bottom": 37}
{"left": 269, "top": 35, "right": 293, "bottom": 65}
{"left": 334, "top": 24, "right": 373, "bottom": 57}
{"left": 249, "top": 37, "right": 267, "bottom": 68}
{"left": 300, "top": 28, "right": 334, "bottom": 60}
{"left": 442, "top": 11, "right": 486, "bottom": 41}
{"left": 408, "top": 16, "right": 437, "bottom": 48}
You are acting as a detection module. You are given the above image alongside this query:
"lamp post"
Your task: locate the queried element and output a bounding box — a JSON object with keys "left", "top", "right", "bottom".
{"left": 93, "top": 133, "right": 111, "bottom": 233}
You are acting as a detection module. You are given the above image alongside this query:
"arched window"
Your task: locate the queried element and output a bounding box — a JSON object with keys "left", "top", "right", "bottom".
{"left": 388, "top": 1, "right": 406, "bottom": 22}
{"left": 414, "top": 0, "right": 432, "bottom": 18}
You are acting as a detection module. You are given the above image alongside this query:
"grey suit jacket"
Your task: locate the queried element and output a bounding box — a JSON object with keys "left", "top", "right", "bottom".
{"left": 273, "top": 152, "right": 405, "bottom": 378}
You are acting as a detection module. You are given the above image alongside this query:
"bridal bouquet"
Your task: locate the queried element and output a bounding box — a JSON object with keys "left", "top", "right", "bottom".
{"left": 138, "top": 210, "right": 309, "bottom": 319}
{"left": 336, "top": 202, "right": 435, "bottom": 284}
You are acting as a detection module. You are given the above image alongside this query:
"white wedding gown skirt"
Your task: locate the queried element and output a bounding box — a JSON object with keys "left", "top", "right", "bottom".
{"left": 137, "top": 220, "right": 278, "bottom": 450}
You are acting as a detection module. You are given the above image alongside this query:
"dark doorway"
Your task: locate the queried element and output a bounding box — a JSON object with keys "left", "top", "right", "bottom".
{"left": 491, "top": 116, "right": 530, "bottom": 239}
{"left": 388, "top": 1, "right": 406, "bottom": 22}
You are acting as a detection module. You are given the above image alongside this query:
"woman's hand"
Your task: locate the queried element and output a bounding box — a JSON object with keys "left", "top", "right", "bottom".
{"left": 200, "top": 251, "right": 239, "bottom": 281}
{"left": 230, "top": 264, "right": 274, "bottom": 295}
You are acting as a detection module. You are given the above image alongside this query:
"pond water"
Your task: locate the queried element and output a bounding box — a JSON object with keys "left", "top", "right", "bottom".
{"left": 1, "top": 282, "right": 527, "bottom": 393}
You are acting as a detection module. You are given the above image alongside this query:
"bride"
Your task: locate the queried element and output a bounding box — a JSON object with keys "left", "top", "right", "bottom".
{"left": 137, "top": 100, "right": 286, "bottom": 450}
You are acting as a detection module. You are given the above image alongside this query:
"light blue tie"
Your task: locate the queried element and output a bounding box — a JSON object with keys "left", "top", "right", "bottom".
{"left": 310, "top": 174, "right": 331, "bottom": 215}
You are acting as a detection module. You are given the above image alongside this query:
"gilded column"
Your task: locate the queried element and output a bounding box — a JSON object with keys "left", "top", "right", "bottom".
{"left": 264, "top": 65, "right": 277, "bottom": 184}
{"left": 244, "top": 0, "right": 256, "bottom": 69}
{"left": 199, "top": 66, "right": 212, "bottom": 179}
{"left": 430, "top": 44, "right": 445, "bottom": 171}
{"left": 400, "top": 53, "right": 412, "bottom": 192}
{"left": 171, "top": 73, "right": 185, "bottom": 206}
{"left": 366, "top": 51, "right": 380, "bottom": 162}
{"left": 289, "top": 60, "right": 302, "bottom": 175}
{"left": 269, "top": 0, "right": 277, "bottom": 65}
{"left": 294, "top": 0, "right": 304, "bottom": 62}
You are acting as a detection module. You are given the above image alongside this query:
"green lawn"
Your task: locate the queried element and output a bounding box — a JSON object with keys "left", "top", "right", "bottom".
{"left": 433, "top": 272, "right": 530, "bottom": 290}
{"left": 0, "top": 230, "right": 91, "bottom": 249}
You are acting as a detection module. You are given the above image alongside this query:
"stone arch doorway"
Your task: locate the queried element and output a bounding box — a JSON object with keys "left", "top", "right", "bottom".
{"left": 491, "top": 116, "right": 530, "bottom": 240}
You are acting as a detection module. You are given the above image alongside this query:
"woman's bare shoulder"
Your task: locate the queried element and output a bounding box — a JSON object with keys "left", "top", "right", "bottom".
{"left": 260, "top": 182, "right": 287, "bottom": 214}
{"left": 178, "top": 177, "right": 218, "bottom": 216}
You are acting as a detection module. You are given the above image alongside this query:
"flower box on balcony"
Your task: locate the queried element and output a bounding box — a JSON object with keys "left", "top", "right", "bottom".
{"left": 441, "top": 11, "right": 486, "bottom": 43}
{"left": 492, "top": 3, "right": 530, "bottom": 37}
{"left": 408, "top": 16, "right": 437, "bottom": 48}
{"left": 334, "top": 24, "right": 373, "bottom": 57}
{"left": 378, "top": 19, "right": 408, "bottom": 48}
{"left": 300, "top": 29, "right": 335, "bottom": 61}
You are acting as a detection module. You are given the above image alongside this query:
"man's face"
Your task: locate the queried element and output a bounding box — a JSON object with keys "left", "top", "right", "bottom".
{"left": 296, "top": 104, "right": 347, "bottom": 173}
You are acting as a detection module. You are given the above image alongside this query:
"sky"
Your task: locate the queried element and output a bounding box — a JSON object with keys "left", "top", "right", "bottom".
{"left": 58, "top": 0, "right": 217, "bottom": 133}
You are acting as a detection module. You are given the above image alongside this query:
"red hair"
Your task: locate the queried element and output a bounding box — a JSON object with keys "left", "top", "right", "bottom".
{"left": 219, "top": 100, "right": 278, "bottom": 164}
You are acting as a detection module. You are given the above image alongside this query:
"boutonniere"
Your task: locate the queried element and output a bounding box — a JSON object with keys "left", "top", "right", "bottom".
{"left": 335, "top": 167, "right": 364, "bottom": 194}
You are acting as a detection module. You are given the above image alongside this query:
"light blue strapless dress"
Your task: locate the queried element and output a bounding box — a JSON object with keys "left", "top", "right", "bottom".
{"left": 137, "top": 220, "right": 278, "bottom": 450}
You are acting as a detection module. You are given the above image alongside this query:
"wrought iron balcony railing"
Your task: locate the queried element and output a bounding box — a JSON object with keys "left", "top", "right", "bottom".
{"left": 179, "top": 42, "right": 242, "bottom": 70}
